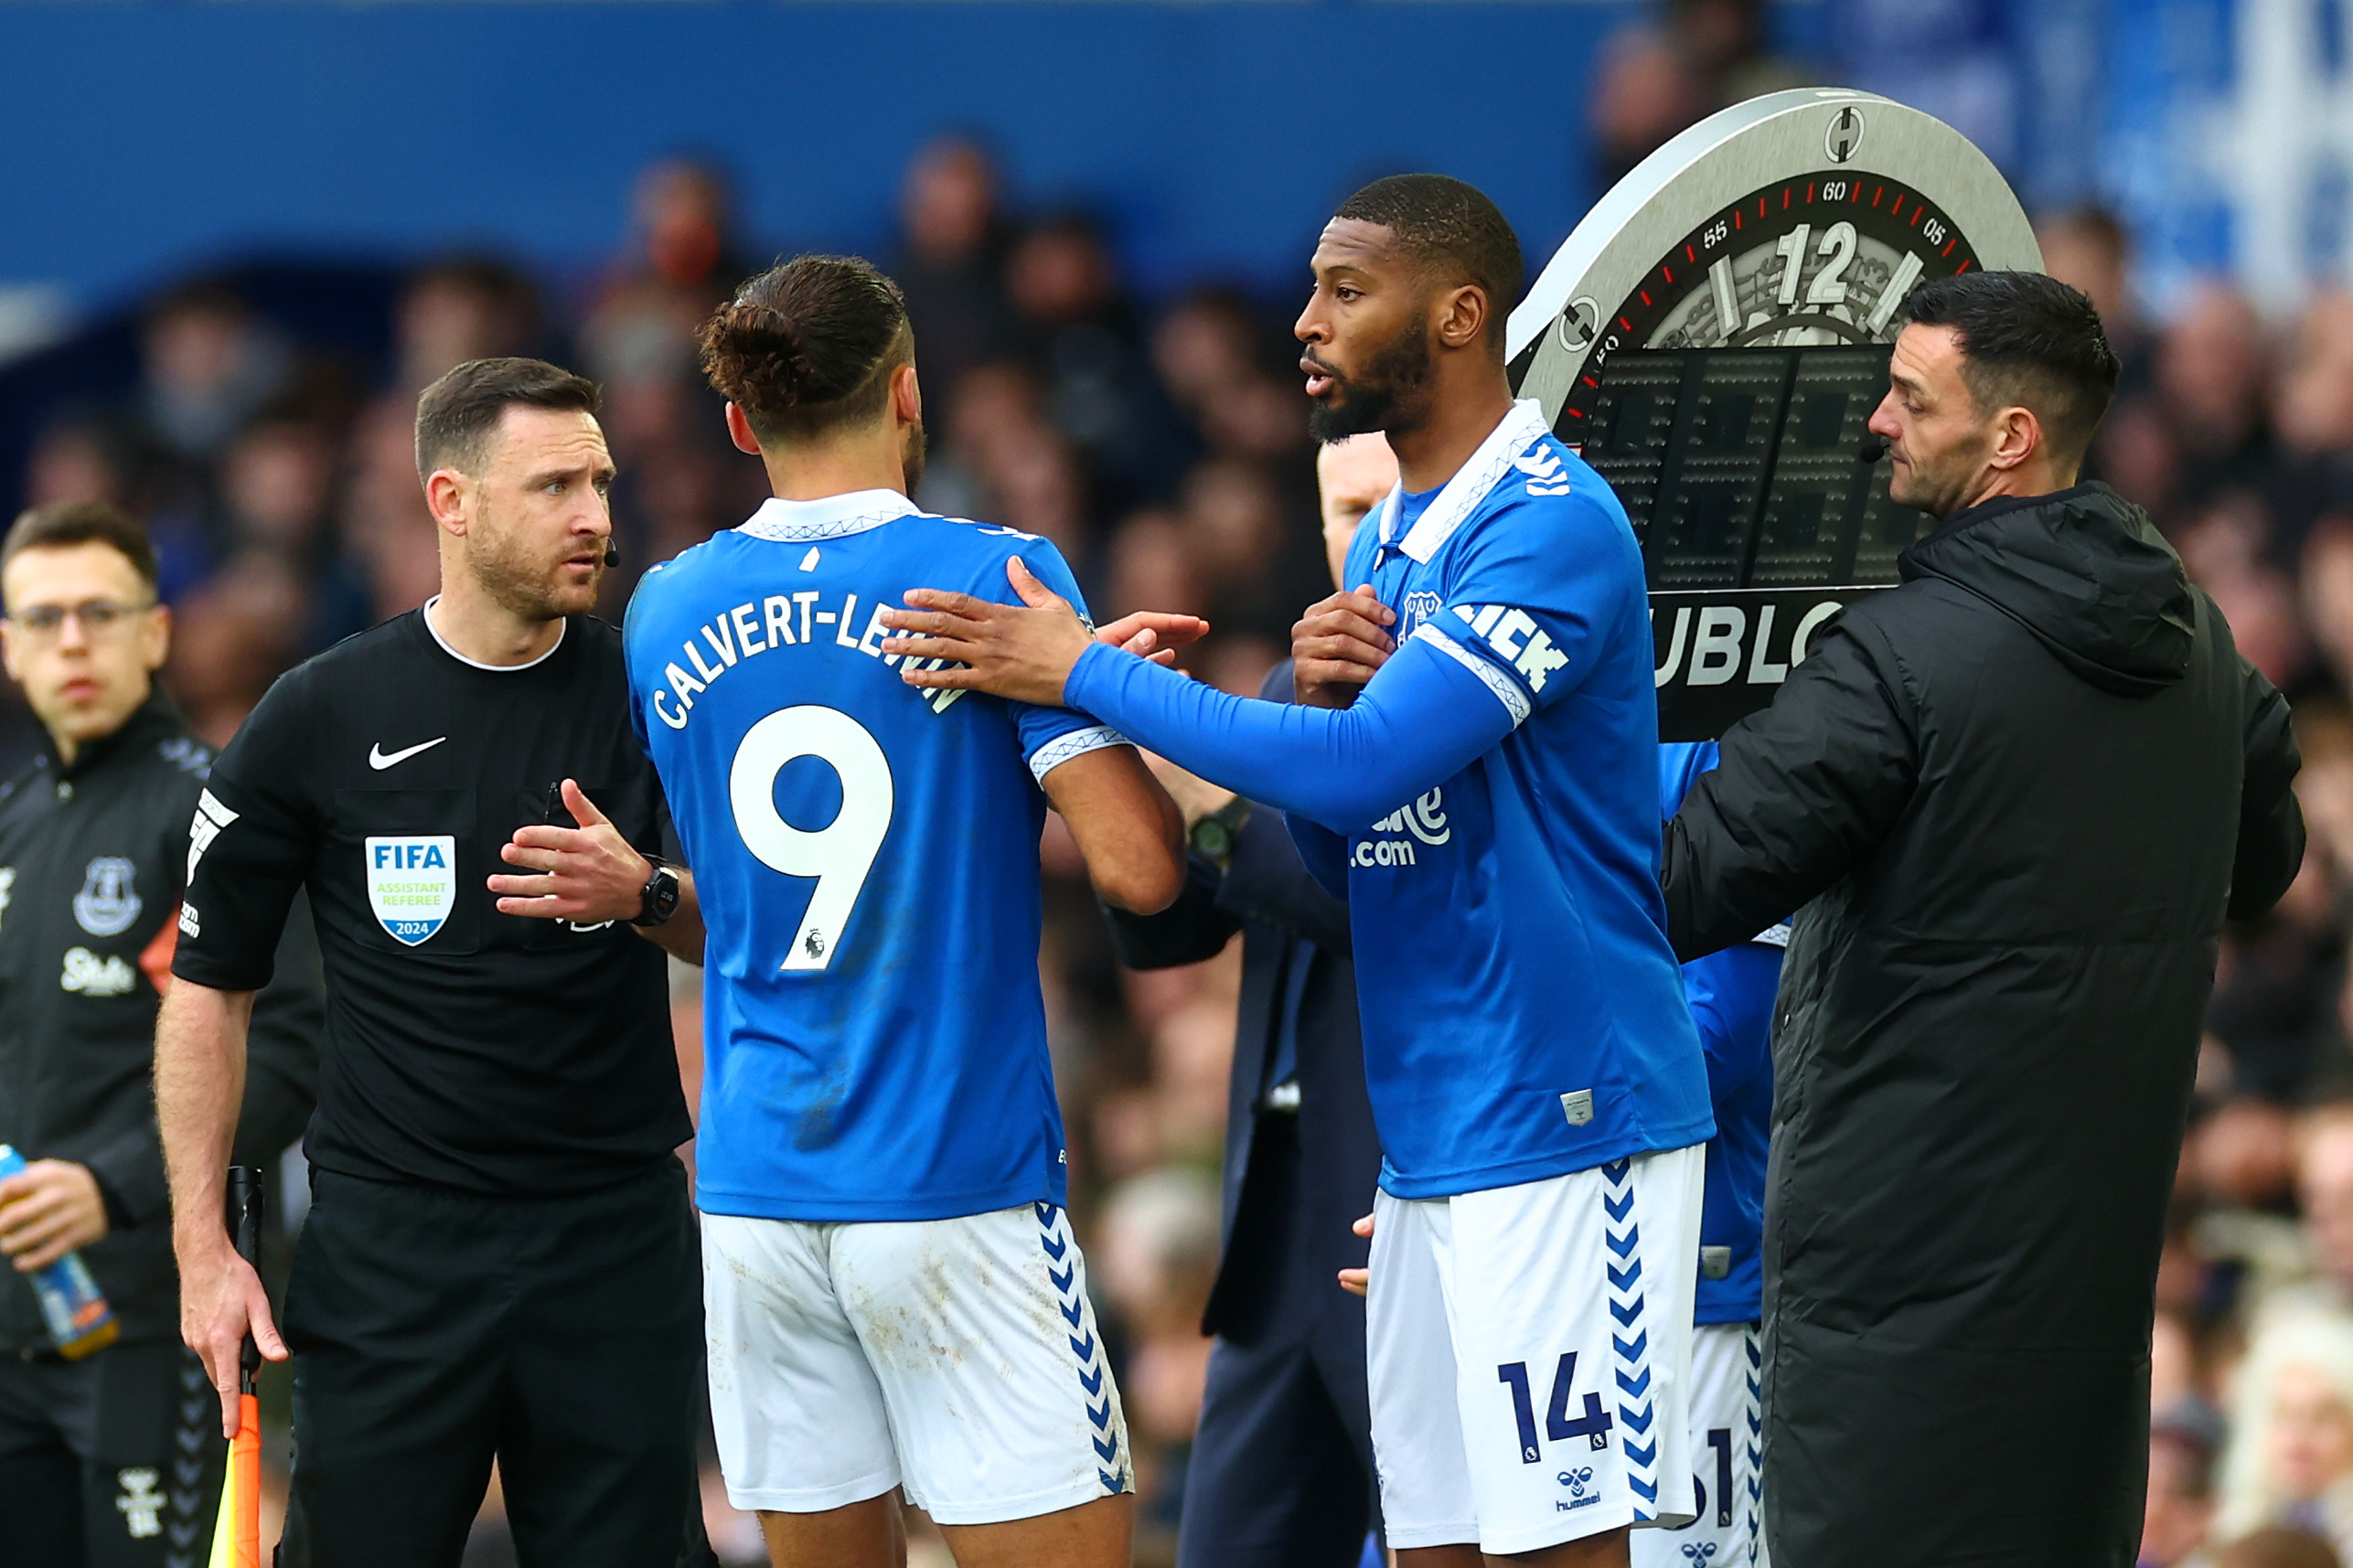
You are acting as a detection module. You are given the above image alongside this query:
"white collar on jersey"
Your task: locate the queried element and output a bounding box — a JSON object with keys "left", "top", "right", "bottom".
{"left": 1375, "top": 398, "right": 1554, "bottom": 565}
{"left": 421, "top": 595, "right": 567, "bottom": 672}
{"left": 738, "top": 488, "right": 921, "bottom": 543}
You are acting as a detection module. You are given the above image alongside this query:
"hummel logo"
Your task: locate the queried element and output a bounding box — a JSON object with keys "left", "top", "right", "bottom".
{"left": 368, "top": 737, "right": 447, "bottom": 771}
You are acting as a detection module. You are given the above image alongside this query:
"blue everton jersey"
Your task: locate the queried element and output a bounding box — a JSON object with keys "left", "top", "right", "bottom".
{"left": 1342, "top": 402, "right": 1712, "bottom": 1198}
{"left": 624, "top": 489, "right": 1124, "bottom": 1222}
{"left": 1659, "top": 741, "right": 1780, "bottom": 1325}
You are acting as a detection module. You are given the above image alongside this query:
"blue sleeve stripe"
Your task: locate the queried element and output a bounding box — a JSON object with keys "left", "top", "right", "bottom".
{"left": 1028, "top": 724, "right": 1130, "bottom": 783}
{"left": 1410, "top": 624, "right": 1530, "bottom": 728}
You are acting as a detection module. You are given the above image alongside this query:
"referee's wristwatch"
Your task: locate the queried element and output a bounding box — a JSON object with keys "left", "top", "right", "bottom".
{"left": 630, "top": 856, "right": 681, "bottom": 928}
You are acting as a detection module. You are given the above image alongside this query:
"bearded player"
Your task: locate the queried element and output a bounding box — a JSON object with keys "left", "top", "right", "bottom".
{"left": 882, "top": 176, "right": 1713, "bottom": 1566}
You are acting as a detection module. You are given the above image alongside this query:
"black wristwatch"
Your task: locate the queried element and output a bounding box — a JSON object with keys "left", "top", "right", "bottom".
{"left": 1187, "top": 798, "right": 1252, "bottom": 870}
{"left": 630, "top": 856, "right": 681, "bottom": 928}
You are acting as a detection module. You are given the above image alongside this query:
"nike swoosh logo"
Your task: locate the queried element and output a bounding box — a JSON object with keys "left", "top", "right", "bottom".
{"left": 368, "top": 737, "right": 448, "bottom": 771}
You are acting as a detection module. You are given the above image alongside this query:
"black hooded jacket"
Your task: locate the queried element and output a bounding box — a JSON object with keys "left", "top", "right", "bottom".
{"left": 1663, "top": 484, "right": 2302, "bottom": 1567}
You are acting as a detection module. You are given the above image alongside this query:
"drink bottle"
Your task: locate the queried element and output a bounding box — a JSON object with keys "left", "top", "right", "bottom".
{"left": 0, "top": 1143, "right": 120, "bottom": 1359}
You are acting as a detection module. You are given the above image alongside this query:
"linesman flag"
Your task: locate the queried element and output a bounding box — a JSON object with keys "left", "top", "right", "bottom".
{"left": 207, "top": 1167, "right": 265, "bottom": 1568}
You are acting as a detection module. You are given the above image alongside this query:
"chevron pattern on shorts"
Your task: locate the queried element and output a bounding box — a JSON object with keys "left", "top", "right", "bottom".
{"left": 1603, "top": 1157, "right": 1659, "bottom": 1521}
{"left": 1037, "top": 1201, "right": 1128, "bottom": 1497}
{"left": 1743, "top": 1324, "right": 1764, "bottom": 1562}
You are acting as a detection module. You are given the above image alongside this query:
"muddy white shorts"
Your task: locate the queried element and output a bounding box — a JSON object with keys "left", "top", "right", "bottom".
{"left": 701, "top": 1200, "right": 1133, "bottom": 1523}
{"left": 1631, "top": 1319, "right": 1764, "bottom": 1568}
{"left": 1367, "top": 1145, "right": 1706, "bottom": 1555}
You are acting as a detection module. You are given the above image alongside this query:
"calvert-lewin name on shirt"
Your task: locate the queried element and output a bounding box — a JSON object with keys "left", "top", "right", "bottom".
{"left": 647, "top": 581, "right": 967, "bottom": 731}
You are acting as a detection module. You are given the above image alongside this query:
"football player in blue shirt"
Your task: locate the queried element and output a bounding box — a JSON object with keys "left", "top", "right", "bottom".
{"left": 882, "top": 176, "right": 1714, "bottom": 1567}
{"left": 1636, "top": 743, "right": 1780, "bottom": 1568}
{"left": 621, "top": 255, "right": 1192, "bottom": 1568}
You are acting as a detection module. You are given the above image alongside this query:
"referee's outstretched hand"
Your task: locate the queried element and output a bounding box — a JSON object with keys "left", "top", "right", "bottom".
{"left": 491, "top": 780, "right": 650, "bottom": 927}
{"left": 182, "top": 1238, "right": 284, "bottom": 1438}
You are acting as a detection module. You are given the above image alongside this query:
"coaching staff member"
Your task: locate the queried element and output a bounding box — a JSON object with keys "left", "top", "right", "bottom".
{"left": 155, "top": 359, "right": 711, "bottom": 1567}
{"left": 1663, "top": 272, "right": 2305, "bottom": 1567}
{"left": 0, "top": 502, "right": 318, "bottom": 1566}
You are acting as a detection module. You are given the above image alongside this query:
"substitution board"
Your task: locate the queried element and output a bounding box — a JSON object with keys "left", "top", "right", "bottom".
{"left": 1505, "top": 90, "right": 2040, "bottom": 740}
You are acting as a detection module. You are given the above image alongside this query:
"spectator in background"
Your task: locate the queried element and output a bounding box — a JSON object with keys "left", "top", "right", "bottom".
{"left": 892, "top": 134, "right": 1017, "bottom": 427}
{"left": 21, "top": 415, "right": 208, "bottom": 605}
{"left": 606, "top": 157, "right": 751, "bottom": 315}
{"left": 136, "top": 281, "right": 290, "bottom": 471}
{"left": 2160, "top": 287, "right": 2277, "bottom": 514}
{"left": 2223, "top": 1529, "right": 2345, "bottom": 1568}
{"left": 2040, "top": 207, "right": 2149, "bottom": 372}
{"left": 1008, "top": 212, "right": 1186, "bottom": 510}
{"left": 2275, "top": 296, "right": 2353, "bottom": 550}
{"left": 389, "top": 259, "right": 544, "bottom": 397}
{"left": 2221, "top": 1312, "right": 2353, "bottom": 1557}
{"left": 2146, "top": 1407, "right": 2224, "bottom": 1568}
{"left": 580, "top": 161, "right": 761, "bottom": 595}
{"left": 1589, "top": 0, "right": 1811, "bottom": 186}
{"left": 1152, "top": 288, "right": 1310, "bottom": 469}
{"left": 1092, "top": 1166, "right": 1224, "bottom": 1543}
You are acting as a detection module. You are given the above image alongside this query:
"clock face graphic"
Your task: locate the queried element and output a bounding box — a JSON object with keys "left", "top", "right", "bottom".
{"left": 1503, "top": 91, "right": 2039, "bottom": 738}
{"left": 1592, "top": 170, "right": 1977, "bottom": 373}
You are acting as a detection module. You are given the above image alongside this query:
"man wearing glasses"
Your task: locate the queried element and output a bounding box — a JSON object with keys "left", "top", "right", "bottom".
{"left": 0, "top": 500, "right": 319, "bottom": 1567}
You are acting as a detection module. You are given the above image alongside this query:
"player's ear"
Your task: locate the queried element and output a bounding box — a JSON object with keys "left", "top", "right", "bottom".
{"left": 892, "top": 363, "right": 923, "bottom": 429}
{"left": 423, "top": 469, "right": 471, "bottom": 537}
{"left": 1435, "top": 283, "right": 1487, "bottom": 353}
{"left": 723, "top": 401, "right": 763, "bottom": 456}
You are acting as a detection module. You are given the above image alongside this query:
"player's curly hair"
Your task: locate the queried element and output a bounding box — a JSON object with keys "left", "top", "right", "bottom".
{"left": 697, "top": 255, "right": 912, "bottom": 443}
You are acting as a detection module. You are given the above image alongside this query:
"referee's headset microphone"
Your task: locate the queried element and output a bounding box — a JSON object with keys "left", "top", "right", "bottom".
{"left": 604, "top": 540, "right": 621, "bottom": 569}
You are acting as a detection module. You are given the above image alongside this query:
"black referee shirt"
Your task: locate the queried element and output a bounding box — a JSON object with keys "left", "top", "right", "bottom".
{"left": 171, "top": 605, "right": 690, "bottom": 1195}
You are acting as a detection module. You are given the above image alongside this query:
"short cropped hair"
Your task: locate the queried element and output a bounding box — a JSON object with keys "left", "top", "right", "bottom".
{"left": 413, "top": 357, "right": 600, "bottom": 482}
{"left": 697, "top": 255, "right": 912, "bottom": 443}
{"left": 1, "top": 501, "right": 158, "bottom": 592}
{"left": 1333, "top": 175, "right": 1524, "bottom": 358}
{"left": 1897, "top": 271, "right": 2121, "bottom": 463}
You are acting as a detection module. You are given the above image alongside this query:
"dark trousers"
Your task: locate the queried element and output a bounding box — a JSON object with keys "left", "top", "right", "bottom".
{"left": 278, "top": 1160, "right": 708, "bottom": 1568}
{"left": 1178, "top": 1115, "right": 1379, "bottom": 1568}
{"left": 0, "top": 1339, "right": 223, "bottom": 1568}
{"left": 1177, "top": 1330, "right": 1376, "bottom": 1568}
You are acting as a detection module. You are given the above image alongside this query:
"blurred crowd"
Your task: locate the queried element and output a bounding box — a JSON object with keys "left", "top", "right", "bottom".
{"left": 16, "top": 7, "right": 2353, "bottom": 1563}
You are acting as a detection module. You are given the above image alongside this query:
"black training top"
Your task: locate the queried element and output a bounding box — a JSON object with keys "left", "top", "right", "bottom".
{"left": 172, "top": 604, "right": 690, "bottom": 1195}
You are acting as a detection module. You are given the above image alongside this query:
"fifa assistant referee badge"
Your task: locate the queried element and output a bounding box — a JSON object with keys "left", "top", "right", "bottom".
{"left": 631, "top": 856, "right": 681, "bottom": 927}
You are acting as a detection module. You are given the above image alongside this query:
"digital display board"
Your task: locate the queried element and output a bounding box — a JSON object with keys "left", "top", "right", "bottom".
{"left": 1583, "top": 346, "right": 1929, "bottom": 593}
{"left": 1504, "top": 90, "right": 2041, "bottom": 739}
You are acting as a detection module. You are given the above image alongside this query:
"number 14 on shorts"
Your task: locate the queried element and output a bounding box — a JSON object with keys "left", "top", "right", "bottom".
{"left": 1499, "top": 1352, "right": 1614, "bottom": 1463}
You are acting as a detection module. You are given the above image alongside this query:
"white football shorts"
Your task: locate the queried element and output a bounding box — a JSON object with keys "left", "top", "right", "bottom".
{"left": 1631, "top": 1320, "right": 1764, "bottom": 1568}
{"left": 701, "top": 1201, "right": 1134, "bottom": 1523}
{"left": 1368, "top": 1144, "right": 1706, "bottom": 1555}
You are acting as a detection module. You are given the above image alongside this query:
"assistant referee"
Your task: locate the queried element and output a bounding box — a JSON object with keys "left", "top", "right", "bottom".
{"left": 154, "top": 358, "right": 711, "bottom": 1566}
